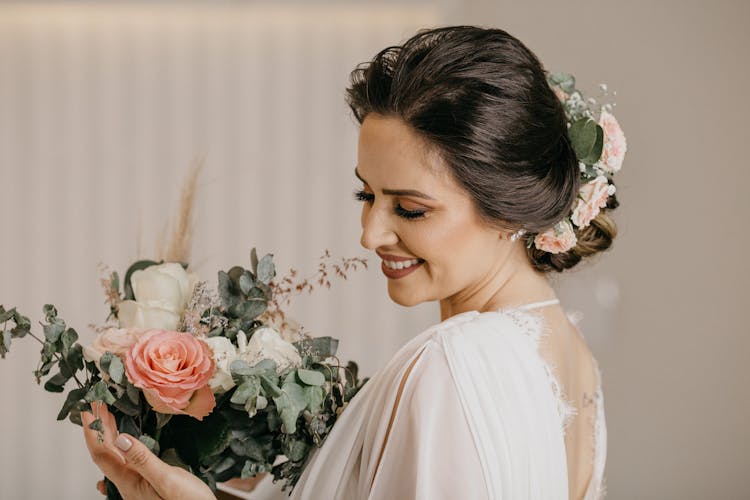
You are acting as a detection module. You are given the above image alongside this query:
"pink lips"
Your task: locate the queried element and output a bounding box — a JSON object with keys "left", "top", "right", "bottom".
{"left": 377, "top": 251, "right": 424, "bottom": 280}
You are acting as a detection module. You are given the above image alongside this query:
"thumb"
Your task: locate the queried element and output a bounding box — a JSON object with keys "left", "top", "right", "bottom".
{"left": 114, "top": 434, "right": 172, "bottom": 496}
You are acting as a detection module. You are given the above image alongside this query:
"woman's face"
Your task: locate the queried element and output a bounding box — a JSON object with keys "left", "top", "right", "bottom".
{"left": 355, "top": 113, "right": 515, "bottom": 307}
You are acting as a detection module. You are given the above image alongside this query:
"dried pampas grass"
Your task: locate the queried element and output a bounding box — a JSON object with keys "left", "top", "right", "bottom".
{"left": 156, "top": 157, "right": 203, "bottom": 265}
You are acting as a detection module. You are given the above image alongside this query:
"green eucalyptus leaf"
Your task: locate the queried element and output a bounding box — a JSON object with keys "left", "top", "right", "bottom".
{"left": 0, "top": 331, "right": 9, "bottom": 357}
{"left": 230, "top": 359, "right": 253, "bottom": 377}
{"left": 108, "top": 355, "right": 125, "bottom": 384}
{"left": 139, "top": 434, "right": 160, "bottom": 455}
{"left": 117, "top": 415, "right": 139, "bottom": 437}
{"left": 42, "top": 304, "right": 58, "bottom": 319}
{"left": 11, "top": 312, "right": 31, "bottom": 338}
{"left": 112, "top": 393, "right": 140, "bottom": 417}
{"left": 57, "top": 388, "right": 86, "bottom": 420}
{"left": 43, "top": 321, "right": 65, "bottom": 343}
{"left": 229, "top": 299, "right": 266, "bottom": 321}
{"left": 88, "top": 418, "right": 103, "bottom": 432}
{"left": 297, "top": 369, "right": 325, "bottom": 387}
{"left": 273, "top": 382, "right": 308, "bottom": 434}
{"left": 85, "top": 380, "right": 117, "bottom": 405}
{"left": 44, "top": 372, "right": 68, "bottom": 392}
{"left": 239, "top": 272, "right": 253, "bottom": 295}
{"left": 231, "top": 378, "right": 260, "bottom": 406}
{"left": 260, "top": 374, "right": 282, "bottom": 398}
{"left": 155, "top": 412, "right": 172, "bottom": 430}
{"left": 293, "top": 336, "right": 339, "bottom": 359}
{"left": 250, "top": 249, "right": 259, "bottom": 275}
{"left": 568, "top": 118, "right": 604, "bottom": 165}
{"left": 548, "top": 72, "right": 576, "bottom": 93}
{"left": 304, "top": 385, "right": 326, "bottom": 412}
{"left": 0, "top": 306, "right": 14, "bottom": 323}
{"left": 65, "top": 344, "right": 84, "bottom": 372}
{"left": 161, "top": 449, "right": 192, "bottom": 472}
{"left": 282, "top": 438, "right": 309, "bottom": 462}
{"left": 256, "top": 254, "right": 275, "bottom": 284}
{"left": 125, "top": 381, "right": 140, "bottom": 405}
{"left": 241, "top": 460, "right": 269, "bottom": 479}
{"left": 60, "top": 328, "right": 78, "bottom": 356}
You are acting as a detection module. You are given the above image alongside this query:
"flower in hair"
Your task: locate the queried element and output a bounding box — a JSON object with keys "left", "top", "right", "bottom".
{"left": 597, "top": 109, "right": 627, "bottom": 174}
{"left": 533, "top": 219, "right": 577, "bottom": 254}
{"left": 526, "top": 73, "right": 626, "bottom": 254}
{"left": 571, "top": 175, "right": 616, "bottom": 228}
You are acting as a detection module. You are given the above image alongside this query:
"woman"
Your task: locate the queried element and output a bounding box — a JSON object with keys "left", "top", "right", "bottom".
{"left": 83, "top": 25, "right": 617, "bottom": 499}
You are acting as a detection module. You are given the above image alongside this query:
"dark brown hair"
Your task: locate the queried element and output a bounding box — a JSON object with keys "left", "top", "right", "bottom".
{"left": 345, "top": 26, "right": 617, "bottom": 272}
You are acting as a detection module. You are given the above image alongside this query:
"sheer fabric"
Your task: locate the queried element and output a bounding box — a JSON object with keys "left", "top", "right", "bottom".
{"left": 239, "top": 302, "right": 607, "bottom": 500}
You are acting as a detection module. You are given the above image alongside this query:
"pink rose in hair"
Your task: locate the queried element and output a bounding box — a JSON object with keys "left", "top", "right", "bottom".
{"left": 571, "top": 175, "right": 616, "bottom": 228}
{"left": 598, "top": 109, "right": 627, "bottom": 173}
{"left": 125, "top": 329, "right": 216, "bottom": 420}
{"left": 553, "top": 86, "right": 569, "bottom": 102}
{"left": 534, "top": 219, "right": 577, "bottom": 254}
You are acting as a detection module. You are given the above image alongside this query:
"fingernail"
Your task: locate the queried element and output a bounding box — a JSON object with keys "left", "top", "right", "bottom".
{"left": 115, "top": 435, "right": 132, "bottom": 452}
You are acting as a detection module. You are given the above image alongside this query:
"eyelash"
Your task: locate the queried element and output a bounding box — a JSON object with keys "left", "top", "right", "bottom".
{"left": 353, "top": 189, "right": 427, "bottom": 220}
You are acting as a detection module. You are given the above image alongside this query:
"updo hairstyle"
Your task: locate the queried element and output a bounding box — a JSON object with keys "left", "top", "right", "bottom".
{"left": 345, "top": 26, "right": 618, "bottom": 272}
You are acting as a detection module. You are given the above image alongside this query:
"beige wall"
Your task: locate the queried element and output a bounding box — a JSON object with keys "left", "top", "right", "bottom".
{"left": 0, "top": 2, "right": 747, "bottom": 499}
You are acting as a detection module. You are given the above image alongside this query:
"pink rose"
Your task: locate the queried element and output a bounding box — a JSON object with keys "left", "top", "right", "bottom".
{"left": 125, "top": 329, "right": 216, "bottom": 420}
{"left": 571, "top": 175, "right": 616, "bottom": 228}
{"left": 534, "top": 219, "right": 577, "bottom": 254}
{"left": 598, "top": 109, "right": 627, "bottom": 173}
{"left": 83, "top": 328, "right": 146, "bottom": 365}
{"left": 553, "top": 86, "right": 569, "bottom": 102}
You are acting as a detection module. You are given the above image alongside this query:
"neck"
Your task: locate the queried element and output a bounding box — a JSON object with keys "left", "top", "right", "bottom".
{"left": 439, "top": 248, "right": 555, "bottom": 322}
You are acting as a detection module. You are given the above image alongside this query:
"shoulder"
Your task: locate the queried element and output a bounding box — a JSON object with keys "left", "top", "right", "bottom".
{"left": 426, "top": 309, "right": 544, "bottom": 354}
{"left": 406, "top": 310, "right": 547, "bottom": 394}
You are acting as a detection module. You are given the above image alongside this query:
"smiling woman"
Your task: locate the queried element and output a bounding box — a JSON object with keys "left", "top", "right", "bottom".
{"left": 273, "top": 25, "right": 617, "bottom": 500}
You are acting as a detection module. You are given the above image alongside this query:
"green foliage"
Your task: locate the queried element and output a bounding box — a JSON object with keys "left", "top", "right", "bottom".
{"left": 548, "top": 72, "right": 576, "bottom": 93}
{"left": 568, "top": 117, "right": 604, "bottom": 165}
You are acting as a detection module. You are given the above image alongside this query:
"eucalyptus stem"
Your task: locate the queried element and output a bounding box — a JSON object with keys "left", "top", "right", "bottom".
{"left": 27, "top": 329, "right": 86, "bottom": 390}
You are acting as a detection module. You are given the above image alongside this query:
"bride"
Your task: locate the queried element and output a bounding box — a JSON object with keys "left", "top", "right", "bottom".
{"left": 83, "top": 25, "right": 620, "bottom": 500}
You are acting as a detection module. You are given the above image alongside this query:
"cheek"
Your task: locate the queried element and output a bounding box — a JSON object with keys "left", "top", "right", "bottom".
{"left": 414, "top": 217, "right": 496, "bottom": 282}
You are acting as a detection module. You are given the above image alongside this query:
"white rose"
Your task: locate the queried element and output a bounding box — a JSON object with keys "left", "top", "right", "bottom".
{"left": 238, "top": 327, "right": 302, "bottom": 373}
{"left": 118, "top": 263, "right": 198, "bottom": 330}
{"left": 204, "top": 336, "right": 238, "bottom": 394}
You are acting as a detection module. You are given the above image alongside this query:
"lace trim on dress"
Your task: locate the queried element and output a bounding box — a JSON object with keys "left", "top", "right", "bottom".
{"left": 497, "top": 307, "right": 578, "bottom": 436}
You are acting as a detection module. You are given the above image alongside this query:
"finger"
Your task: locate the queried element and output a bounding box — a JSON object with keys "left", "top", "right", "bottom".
{"left": 96, "top": 480, "right": 106, "bottom": 496}
{"left": 82, "top": 409, "right": 126, "bottom": 465}
{"left": 114, "top": 433, "right": 174, "bottom": 498}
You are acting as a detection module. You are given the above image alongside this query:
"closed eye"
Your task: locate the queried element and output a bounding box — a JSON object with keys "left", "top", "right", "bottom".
{"left": 353, "top": 189, "right": 427, "bottom": 220}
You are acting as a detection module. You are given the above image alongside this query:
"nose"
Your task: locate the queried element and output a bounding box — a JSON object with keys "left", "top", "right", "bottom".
{"left": 360, "top": 204, "right": 399, "bottom": 250}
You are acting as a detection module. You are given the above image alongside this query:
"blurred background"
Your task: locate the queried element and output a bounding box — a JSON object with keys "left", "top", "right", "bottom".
{"left": 0, "top": 1, "right": 747, "bottom": 499}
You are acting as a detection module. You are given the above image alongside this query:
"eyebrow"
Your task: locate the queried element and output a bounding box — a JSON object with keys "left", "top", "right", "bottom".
{"left": 354, "top": 168, "right": 436, "bottom": 201}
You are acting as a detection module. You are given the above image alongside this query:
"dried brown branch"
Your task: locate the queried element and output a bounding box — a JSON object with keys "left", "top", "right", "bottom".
{"left": 158, "top": 157, "right": 203, "bottom": 264}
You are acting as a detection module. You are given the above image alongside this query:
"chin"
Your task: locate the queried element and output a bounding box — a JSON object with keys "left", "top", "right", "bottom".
{"left": 386, "top": 282, "right": 427, "bottom": 307}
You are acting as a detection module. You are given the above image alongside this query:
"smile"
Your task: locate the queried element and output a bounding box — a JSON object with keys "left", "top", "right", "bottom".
{"left": 383, "top": 258, "right": 421, "bottom": 270}
{"left": 380, "top": 257, "right": 425, "bottom": 279}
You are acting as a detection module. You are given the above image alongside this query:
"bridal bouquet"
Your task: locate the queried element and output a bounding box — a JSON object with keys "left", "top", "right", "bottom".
{"left": 0, "top": 249, "right": 367, "bottom": 498}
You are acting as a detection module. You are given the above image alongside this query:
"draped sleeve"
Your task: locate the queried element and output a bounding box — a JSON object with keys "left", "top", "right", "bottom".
{"left": 367, "top": 337, "right": 489, "bottom": 499}
{"left": 369, "top": 311, "right": 569, "bottom": 500}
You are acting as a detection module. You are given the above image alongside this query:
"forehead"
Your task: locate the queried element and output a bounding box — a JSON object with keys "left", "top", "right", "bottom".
{"left": 357, "top": 113, "right": 449, "bottom": 185}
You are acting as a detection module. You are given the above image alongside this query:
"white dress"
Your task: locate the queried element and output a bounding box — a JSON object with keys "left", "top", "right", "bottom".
{"left": 236, "top": 299, "right": 607, "bottom": 500}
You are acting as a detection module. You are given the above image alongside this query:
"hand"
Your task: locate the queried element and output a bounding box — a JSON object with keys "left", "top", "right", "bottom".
{"left": 82, "top": 402, "right": 215, "bottom": 500}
